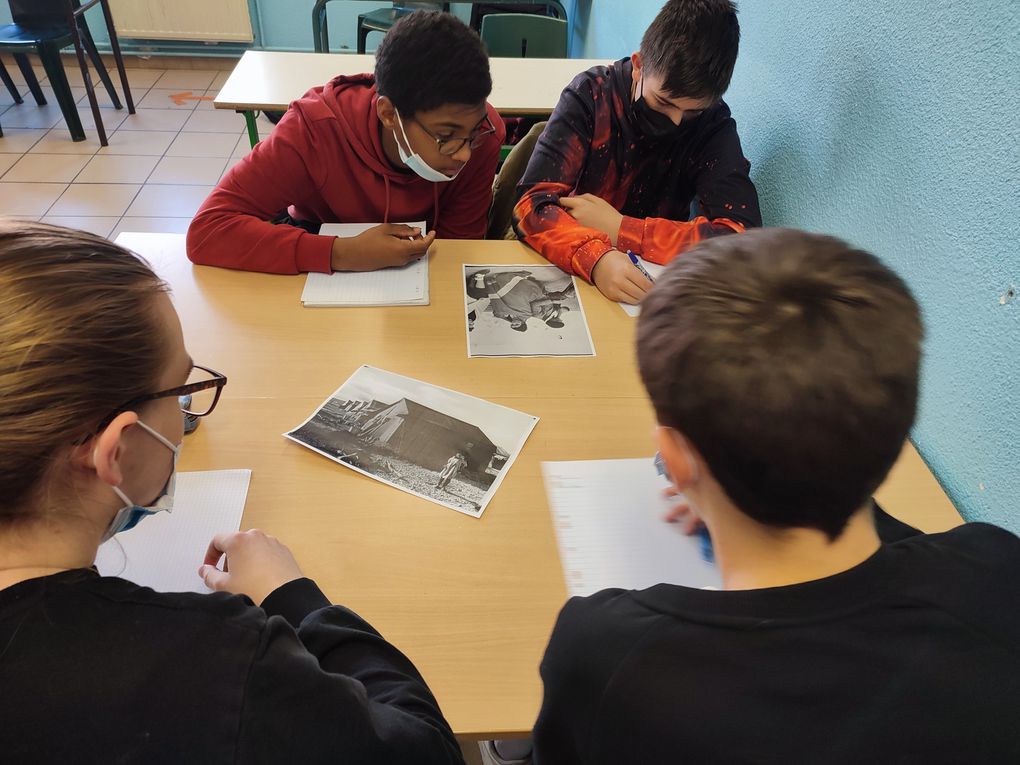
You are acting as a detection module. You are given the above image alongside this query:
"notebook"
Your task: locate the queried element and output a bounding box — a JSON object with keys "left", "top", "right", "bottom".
{"left": 542, "top": 458, "right": 720, "bottom": 596}
{"left": 619, "top": 255, "right": 667, "bottom": 317}
{"left": 302, "top": 221, "right": 430, "bottom": 307}
{"left": 95, "top": 469, "right": 252, "bottom": 594}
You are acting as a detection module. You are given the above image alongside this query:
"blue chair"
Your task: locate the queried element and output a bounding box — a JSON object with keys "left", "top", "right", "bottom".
{"left": 0, "top": 0, "right": 134, "bottom": 145}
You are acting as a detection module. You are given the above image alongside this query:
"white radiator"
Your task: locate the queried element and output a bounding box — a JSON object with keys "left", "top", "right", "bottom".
{"left": 108, "top": 0, "right": 254, "bottom": 43}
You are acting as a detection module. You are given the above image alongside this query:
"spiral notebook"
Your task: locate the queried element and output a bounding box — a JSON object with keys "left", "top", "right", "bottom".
{"left": 302, "top": 221, "right": 429, "bottom": 307}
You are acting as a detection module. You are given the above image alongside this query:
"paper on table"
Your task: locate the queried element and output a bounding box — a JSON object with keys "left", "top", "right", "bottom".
{"left": 95, "top": 469, "right": 252, "bottom": 594}
{"left": 543, "top": 458, "right": 720, "bottom": 596}
{"left": 619, "top": 256, "right": 667, "bottom": 317}
{"left": 302, "top": 221, "right": 429, "bottom": 307}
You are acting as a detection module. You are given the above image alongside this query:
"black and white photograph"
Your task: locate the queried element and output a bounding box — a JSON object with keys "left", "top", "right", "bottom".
{"left": 283, "top": 366, "right": 539, "bottom": 517}
{"left": 464, "top": 265, "right": 596, "bottom": 357}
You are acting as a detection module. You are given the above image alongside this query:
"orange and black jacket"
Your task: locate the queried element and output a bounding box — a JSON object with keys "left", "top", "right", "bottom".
{"left": 513, "top": 58, "right": 762, "bottom": 281}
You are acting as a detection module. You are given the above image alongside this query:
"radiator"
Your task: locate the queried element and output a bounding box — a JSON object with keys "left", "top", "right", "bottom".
{"left": 108, "top": 0, "right": 254, "bottom": 43}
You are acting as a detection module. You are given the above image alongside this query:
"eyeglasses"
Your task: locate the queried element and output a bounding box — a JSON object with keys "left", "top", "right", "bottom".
{"left": 414, "top": 116, "right": 497, "bottom": 157}
{"left": 98, "top": 364, "right": 227, "bottom": 430}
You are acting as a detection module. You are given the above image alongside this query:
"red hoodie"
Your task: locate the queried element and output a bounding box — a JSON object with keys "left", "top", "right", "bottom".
{"left": 186, "top": 74, "right": 506, "bottom": 274}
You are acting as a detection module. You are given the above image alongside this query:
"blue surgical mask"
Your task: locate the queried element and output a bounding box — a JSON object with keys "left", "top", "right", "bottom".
{"left": 394, "top": 111, "right": 460, "bottom": 183}
{"left": 101, "top": 420, "right": 181, "bottom": 542}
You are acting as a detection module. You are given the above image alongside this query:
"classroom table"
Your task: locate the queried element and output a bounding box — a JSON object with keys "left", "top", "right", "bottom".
{"left": 214, "top": 50, "right": 610, "bottom": 147}
{"left": 118, "top": 232, "right": 963, "bottom": 740}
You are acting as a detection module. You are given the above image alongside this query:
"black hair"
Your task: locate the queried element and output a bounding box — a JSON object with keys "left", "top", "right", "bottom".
{"left": 637, "top": 228, "right": 923, "bottom": 540}
{"left": 640, "top": 0, "right": 741, "bottom": 100}
{"left": 375, "top": 10, "right": 492, "bottom": 115}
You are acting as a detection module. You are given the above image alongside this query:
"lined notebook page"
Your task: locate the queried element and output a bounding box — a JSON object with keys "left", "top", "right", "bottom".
{"left": 619, "top": 256, "right": 667, "bottom": 317}
{"left": 302, "top": 221, "right": 429, "bottom": 306}
{"left": 95, "top": 469, "right": 252, "bottom": 594}
{"left": 543, "top": 459, "right": 720, "bottom": 596}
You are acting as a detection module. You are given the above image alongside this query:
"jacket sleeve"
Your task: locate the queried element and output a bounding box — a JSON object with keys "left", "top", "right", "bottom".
{"left": 435, "top": 107, "right": 506, "bottom": 239}
{"left": 512, "top": 78, "right": 616, "bottom": 282}
{"left": 186, "top": 107, "right": 336, "bottom": 275}
{"left": 236, "top": 578, "right": 464, "bottom": 764}
{"left": 615, "top": 117, "right": 762, "bottom": 265}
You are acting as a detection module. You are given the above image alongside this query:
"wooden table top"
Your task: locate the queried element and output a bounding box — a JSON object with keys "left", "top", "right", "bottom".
{"left": 118, "top": 232, "right": 962, "bottom": 738}
{"left": 213, "top": 50, "right": 612, "bottom": 114}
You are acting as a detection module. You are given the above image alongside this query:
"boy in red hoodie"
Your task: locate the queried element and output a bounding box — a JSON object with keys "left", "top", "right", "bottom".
{"left": 187, "top": 11, "right": 506, "bottom": 274}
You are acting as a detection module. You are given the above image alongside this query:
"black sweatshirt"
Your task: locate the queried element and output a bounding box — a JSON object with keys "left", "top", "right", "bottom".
{"left": 0, "top": 573, "right": 465, "bottom": 764}
{"left": 533, "top": 522, "right": 1020, "bottom": 764}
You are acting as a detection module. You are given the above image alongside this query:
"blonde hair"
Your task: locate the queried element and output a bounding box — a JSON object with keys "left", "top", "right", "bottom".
{"left": 0, "top": 220, "right": 169, "bottom": 522}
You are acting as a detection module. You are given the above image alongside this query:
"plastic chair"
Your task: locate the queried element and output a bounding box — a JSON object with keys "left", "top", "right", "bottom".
{"left": 480, "top": 13, "right": 567, "bottom": 58}
{"left": 0, "top": 0, "right": 134, "bottom": 145}
{"left": 356, "top": 2, "right": 448, "bottom": 55}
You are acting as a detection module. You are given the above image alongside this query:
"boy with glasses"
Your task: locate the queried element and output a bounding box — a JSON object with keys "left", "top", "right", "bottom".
{"left": 513, "top": 0, "right": 761, "bottom": 305}
{"left": 188, "top": 11, "right": 505, "bottom": 274}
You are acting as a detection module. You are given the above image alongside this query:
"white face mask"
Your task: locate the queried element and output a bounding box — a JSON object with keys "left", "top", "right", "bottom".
{"left": 102, "top": 420, "right": 181, "bottom": 543}
{"left": 394, "top": 111, "right": 460, "bottom": 183}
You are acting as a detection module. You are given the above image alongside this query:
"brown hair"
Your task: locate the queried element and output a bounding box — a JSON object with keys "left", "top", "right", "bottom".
{"left": 0, "top": 220, "right": 169, "bottom": 522}
{"left": 638, "top": 228, "right": 923, "bottom": 539}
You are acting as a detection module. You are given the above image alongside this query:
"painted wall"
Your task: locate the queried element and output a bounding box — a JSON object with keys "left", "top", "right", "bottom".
{"left": 571, "top": 0, "right": 1020, "bottom": 532}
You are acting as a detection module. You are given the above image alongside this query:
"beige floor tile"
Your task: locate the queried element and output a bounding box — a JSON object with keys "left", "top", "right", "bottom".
{"left": 55, "top": 107, "right": 129, "bottom": 134}
{"left": 1, "top": 102, "right": 65, "bottom": 130}
{"left": 210, "top": 71, "right": 233, "bottom": 90}
{"left": 0, "top": 182, "right": 68, "bottom": 216}
{"left": 98, "top": 130, "right": 177, "bottom": 156}
{"left": 2, "top": 153, "right": 91, "bottom": 183}
{"left": 76, "top": 154, "right": 160, "bottom": 184}
{"left": 155, "top": 70, "right": 217, "bottom": 90}
{"left": 148, "top": 156, "right": 228, "bottom": 185}
{"left": 28, "top": 128, "right": 104, "bottom": 155}
{"left": 74, "top": 88, "right": 127, "bottom": 109}
{"left": 182, "top": 108, "right": 248, "bottom": 133}
{"left": 125, "top": 184, "right": 213, "bottom": 217}
{"left": 0, "top": 154, "right": 18, "bottom": 176}
{"left": 117, "top": 108, "right": 191, "bottom": 132}
{"left": 166, "top": 132, "right": 242, "bottom": 158}
{"left": 0, "top": 128, "right": 48, "bottom": 154}
{"left": 40, "top": 215, "right": 119, "bottom": 238}
{"left": 232, "top": 134, "right": 254, "bottom": 158}
{"left": 112, "top": 216, "right": 192, "bottom": 238}
{"left": 121, "top": 69, "right": 168, "bottom": 89}
{"left": 50, "top": 183, "right": 141, "bottom": 216}
{"left": 137, "top": 89, "right": 202, "bottom": 111}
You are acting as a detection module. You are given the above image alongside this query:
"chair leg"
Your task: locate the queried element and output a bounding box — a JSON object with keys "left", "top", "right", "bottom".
{"left": 14, "top": 53, "right": 46, "bottom": 105}
{"left": 357, "top": 21, "right": 369, "bottom": 54}
{"left": 79, "top": 23, "right": 122, "bottom": 110}
{"left": 0, "top": 61, "right": 24, "bottom": 104}
{"left": 98, "top": 0, "right": 135, "bottom": 112}
{"left": 38, "top": 44, "right": 87, "bottom": 143}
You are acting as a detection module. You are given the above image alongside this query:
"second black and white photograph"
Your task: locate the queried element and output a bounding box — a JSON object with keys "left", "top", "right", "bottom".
{"left": 283, "top": 366, "right": 539, "bottom": 517}
{"left": 463, "top": 264, "right": 596, "bottom": 357}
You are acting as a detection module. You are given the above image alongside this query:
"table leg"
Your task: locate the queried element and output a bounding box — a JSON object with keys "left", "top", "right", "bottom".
{"left": 242, "top": 110, "right": 260, "bottom": 148}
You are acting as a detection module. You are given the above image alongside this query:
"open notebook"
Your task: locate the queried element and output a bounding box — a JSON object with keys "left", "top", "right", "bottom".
{"left": 543, "top": 458, "right": 720, "bottom": 596}
{"left": 301, "top": 221, "right": 430, "bottom": 307}
{"left": 95, "top": 469, "right": 251, "bottom": 594}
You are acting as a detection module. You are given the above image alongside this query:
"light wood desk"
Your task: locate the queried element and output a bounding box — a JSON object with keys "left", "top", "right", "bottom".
{"left": 214, "top": 51, "right": 610, "bottom": 146}
{"left": 119, "top": 233, "right": 961, "bottom": 739}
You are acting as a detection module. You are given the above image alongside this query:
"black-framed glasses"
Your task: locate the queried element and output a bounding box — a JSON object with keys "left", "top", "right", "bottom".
{"left": 98, "top": 365, "right": 227, "bottom": 430}
{"left": 414, "top": 115, "right": 497, "bottom": 157}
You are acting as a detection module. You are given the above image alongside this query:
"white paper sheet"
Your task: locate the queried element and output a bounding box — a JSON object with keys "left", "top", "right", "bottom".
{"left": 543, "top": 458, "right": 720, "bottom": 596}
{"left": 619, "top": 256, "right": 667, "bottom": 317}
{"left": 302, "top": 221, "right": 429, "bottom": 307}
{"left": 95, "top": 469, "right": 252, "bottom": 594}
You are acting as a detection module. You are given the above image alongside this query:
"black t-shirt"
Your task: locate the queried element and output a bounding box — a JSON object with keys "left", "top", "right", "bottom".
{"left": 0, "top": 573, "right": 464, "bottom": 764}
{"left": 533, "top": 523, "right": 1020, "bottom": 764}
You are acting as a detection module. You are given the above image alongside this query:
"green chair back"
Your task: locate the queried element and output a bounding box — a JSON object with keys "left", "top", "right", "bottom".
{"left": 480, "top": 12, "right": 568, "bottom": 58}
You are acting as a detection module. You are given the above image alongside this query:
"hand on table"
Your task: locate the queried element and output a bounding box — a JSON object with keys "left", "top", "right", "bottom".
{"left": 662, "top": 486, "right": 704, "bottom": 535}
{"left": 330, "top": 223, "right": 436, "bottom": 271}
{"left": 559, "top": 193, "right": 624, "bottom": 245}
{"left": 591, "top": 249, "right": 654, "bottom": 304}
{"left": 199, "top": 529, "right": 304, "bottom": 605}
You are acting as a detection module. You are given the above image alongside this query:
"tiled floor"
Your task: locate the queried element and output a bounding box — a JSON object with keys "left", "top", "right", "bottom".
{"left": 0, "top": 57, "right": 273, "bottom": 240}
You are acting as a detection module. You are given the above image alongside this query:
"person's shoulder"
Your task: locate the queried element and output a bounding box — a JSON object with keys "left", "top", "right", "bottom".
{"left": 903, "top": 522, "right": 1020, "bottom": 561}
{"left": 550, "top": 589, "right": 660, "bottom": 647}
{"left": 566, "top": 58, "right": 625, "bottom": 95}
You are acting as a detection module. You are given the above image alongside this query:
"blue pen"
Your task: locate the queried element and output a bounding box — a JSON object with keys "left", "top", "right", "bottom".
{"left": 654, "top": 451, "right": 715, "bottom": 564}
{"left": 627, "top": 250, "right": 655, "bottom": 282}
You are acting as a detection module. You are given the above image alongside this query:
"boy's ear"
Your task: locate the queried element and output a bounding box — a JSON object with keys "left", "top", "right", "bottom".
{"left": 655, "top": 426, "right": 701, "bottom": 489}
{"left": 376, "top": 95, "right": 398, "bottom": 130}
{"left": 631, "top": 52, "right": 643, "bottom": 83}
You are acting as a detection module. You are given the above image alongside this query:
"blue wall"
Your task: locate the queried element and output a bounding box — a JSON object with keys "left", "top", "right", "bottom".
{"left": 572, "top": 0, "right": 1020, "bottom": 532}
